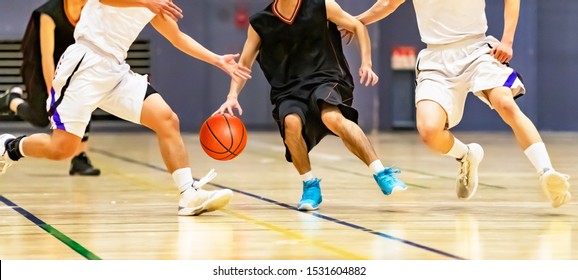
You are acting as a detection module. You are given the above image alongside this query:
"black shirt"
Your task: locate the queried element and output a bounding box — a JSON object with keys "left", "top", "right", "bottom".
{"left": 250, "top": 0, "right": 354, "bottom": 105}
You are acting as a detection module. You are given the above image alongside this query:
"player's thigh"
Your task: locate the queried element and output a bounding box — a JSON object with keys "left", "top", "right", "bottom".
{"left": 99, "top": 72, "right": 151, "bottom": 125}
{"left": 139, "top": 92, "right": 178, "bottom": 131}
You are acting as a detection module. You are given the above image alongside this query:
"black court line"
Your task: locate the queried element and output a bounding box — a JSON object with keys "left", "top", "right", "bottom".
{"left": 92, "top": 148, "right": 465, "bottom": 260}
{"left": 0, "top": 195, "right": 101, "bottom": 260}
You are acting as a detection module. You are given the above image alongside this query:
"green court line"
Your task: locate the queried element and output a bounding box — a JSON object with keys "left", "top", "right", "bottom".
{"left": 0, "top": 195, "right": 101, "bottom": 260}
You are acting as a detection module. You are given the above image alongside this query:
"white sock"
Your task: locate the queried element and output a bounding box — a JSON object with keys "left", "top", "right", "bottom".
{"left": 369, "top": 159, "right": 385, "bottom": 174}
{"left": 18, "top": 136, "right": 27, "bottom": 157}
{"left": 172, "top": 168, "right": 194, "bottom": 193}
{"left": 445, "top": 137, "right": 469, "bottom": 159}
{"left": 301, "top": 171, "right": 315, "bottom": 182}
{"left": 524, "top": 142, "right": 553, "bottom": 173}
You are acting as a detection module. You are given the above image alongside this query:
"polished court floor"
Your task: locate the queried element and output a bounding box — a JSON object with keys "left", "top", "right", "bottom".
{"left": 0, "top": 131, "right": 577, "bottom": 260}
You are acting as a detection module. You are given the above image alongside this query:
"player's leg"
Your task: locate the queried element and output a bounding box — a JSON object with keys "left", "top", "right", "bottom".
{"left": 1, "top": 129, "right": 81, "bottom": 174}
{"left": 283, "top": 113, "right": 321, "bottom": 210}
{"left": 483, "top": 86, "right": 571, "bottom": 207}
{"left": 319, "top": 103, "right": 406, "bottom": 195}
{"left": 2, "top": 45, "right": 94, "bottom": 175}
{"left": 136, "top": 89, "right": 231, "bottom": 216}
{"left": 69, "top": 121, "right": 101, "bottom": 176}
{"left": 415, "top": 94, "right": 483, "bottom": 200}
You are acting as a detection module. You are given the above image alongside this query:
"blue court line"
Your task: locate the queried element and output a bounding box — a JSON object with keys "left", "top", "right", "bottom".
{"left": 92, "top": 148, "right": 465, "bottom": 260}
{"left": 0, "top": 195, "right": 101, "bottom": 260}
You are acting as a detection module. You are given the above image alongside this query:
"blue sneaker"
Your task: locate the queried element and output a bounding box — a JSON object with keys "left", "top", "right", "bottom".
{"left": 374, "top": 168, "right": 407, "bottom": 195}
{"left": 297, "top": 178, "right": 322, "bottom": 211}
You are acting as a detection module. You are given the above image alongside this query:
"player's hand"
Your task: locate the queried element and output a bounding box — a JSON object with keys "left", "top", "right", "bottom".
{"left": 218, "top": 54, "right": 252, "bottom": 83}
{"left": 213, "top": 96, "right": 243, "bottom": 116}
{"left": 338, "top": 26, "right": 355, "bottom": 45}
{"left": 490, "top": 42, "right": 513, "bottom": 63}
{"left": 359, "top": 65, "right": 379, "bottom": 87}
{"left": 145, "top": 0, "right": 183, "bottom": 22}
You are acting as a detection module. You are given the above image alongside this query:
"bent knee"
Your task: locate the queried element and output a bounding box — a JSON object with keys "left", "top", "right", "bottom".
{"left": 283, "top": 114, "right": 302, "bottom": 139}
{"left": 417, "top": 121, "right": 444, "bottom": 143}
{"left": 152, "top": 111, "right": 180, "bottom": 134}
{"left": 493, "top": 98, "right": 520, "bottom": 116}
{"left": 49, "top": 147, "right": 77, "bottom": 160}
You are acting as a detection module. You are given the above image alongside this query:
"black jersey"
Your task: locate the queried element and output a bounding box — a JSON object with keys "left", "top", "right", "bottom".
{"left": 21, "top": 0, "right": 75, "bottom": 98}
{"left": 250, "top": 0, "right": 354, "bottom": 105}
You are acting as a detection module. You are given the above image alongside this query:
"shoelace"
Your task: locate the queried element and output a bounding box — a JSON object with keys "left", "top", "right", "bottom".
{"left": 380, "top": 169, "right": 403, "bottom": 186}
{"left": 458, "top": 156, "right": 470, "bottom": 187}
{"left": 302, "top": 182, "right": 319, "bottom": 200}
{"left": 0, "top": 152, "right": 11, "bottom": 174}
{"left": 192, "top": 169, "right": 217, "bottom": 190}
{"left": 0, "top": 159, "right": 11, "bottom": 174}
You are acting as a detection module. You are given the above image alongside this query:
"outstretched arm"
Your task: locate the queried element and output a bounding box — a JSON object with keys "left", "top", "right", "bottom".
{"left": 490, "top": 0, "right": 519, "bottom": 63}
{"left": 213, "top": 25, "right": 261, "bottom": 116}
{"left": 150, "top": 15, "right": 251, "bottom": 83}
{"left": 100, "top": 0, "right": 183, "bottom": 21}
{"left": 326, "top": 0, "right": 378, "bottom": 86}
{"left": 356, "top": 0, "right": 405, "bottom": 25}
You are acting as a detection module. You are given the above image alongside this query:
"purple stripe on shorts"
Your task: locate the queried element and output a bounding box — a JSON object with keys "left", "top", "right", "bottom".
{"left": 503, "top": 70, "right": 517, "bottom": 88}
{"left": 50, "top": 88, "right": 65, "bottom": 130}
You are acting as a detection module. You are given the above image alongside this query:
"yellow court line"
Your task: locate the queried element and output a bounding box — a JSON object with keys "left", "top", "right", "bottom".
{"left": 221, "top": 209, "right": 370, "bottom": 260}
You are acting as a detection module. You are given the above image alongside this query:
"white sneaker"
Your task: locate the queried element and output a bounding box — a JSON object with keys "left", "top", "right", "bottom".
{"left": 178, "top": 169, "right": 233, "bottom": 216}
{"left": 456, "top": 143, "right": 484, "bottom": 200}
{"left": 540, "top": 169, "right": 571, "bottom": 208}
{"left": 0, "top": 134, "right": 16, "bottom": 175}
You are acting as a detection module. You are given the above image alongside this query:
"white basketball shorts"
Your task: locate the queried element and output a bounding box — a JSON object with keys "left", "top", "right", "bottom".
{"left": 415, "top": 35, "right": 525, "bottom": 128}
{"left": 49, "top": 42, "right": 148, "bottom": 137}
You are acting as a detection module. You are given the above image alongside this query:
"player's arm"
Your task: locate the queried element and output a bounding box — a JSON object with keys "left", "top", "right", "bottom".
{"left": 39, "top": 13, "right": 56, "bottom": 91}
{"left": 341, "top": 0, "right": 404, "bottom": 44}
{"left": 326, "top": 0, "right": 378, "bottom": 86}
{"left": 490, "top": 0, "right": 519, "bottom": 63}
{"left": 213, "top": 25, "right": 261, "bottom": 116}
{"left": 99, "top": 0, "right": 183, "bottom": 21}
{"left": 150, "top": 15, "right": 251, "bottom": 82}
{"left": 357, "top": 0, "right": 405, "bottom": 25}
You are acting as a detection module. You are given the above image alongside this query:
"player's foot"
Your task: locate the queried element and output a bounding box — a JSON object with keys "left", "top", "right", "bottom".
{"left": 374, "top": 167, "right": 407, "bottom": 195}
{"left": 178, "top": 169, "right": 233, "bottom": 216}
{"left": 0, "top": 86, "right": 22, "bottom": 114}
{"left": 0, "top": 134, "right": 16, "bottom": 175}
{"left": 540, "top": 169, "right": 571, "bottom": 208}
{"left": 297, "top": 178, "right": 322, "bottom": 211}
{"left": 456, "top": 143, "right": 484, "bottom": 200}
{"left": 69, "top": 152, "right": 101, "bottom": 176}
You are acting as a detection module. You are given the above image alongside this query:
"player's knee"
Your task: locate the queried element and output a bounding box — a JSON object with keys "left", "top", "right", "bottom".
{"left": 417, "top": 121, "right": 443, "bottom": 143}
{"left": 48, "top": 146, "right": 77, "bottom": 160}
{"left": 153, "top": 110, "right": 180, "bottom": 134}
{"left": 494, "top": 97, "right": 519, "bottom": 118}
{"left": 283, "top": 115, "right": 302, "bottom": 142}
{"left": 320, "top": 111, "right": 342, "bottom": 131}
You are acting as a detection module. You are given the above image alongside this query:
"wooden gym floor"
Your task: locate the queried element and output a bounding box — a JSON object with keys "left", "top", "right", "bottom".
{"left": 0, "top": 131, "right": 577, "bottom": 260}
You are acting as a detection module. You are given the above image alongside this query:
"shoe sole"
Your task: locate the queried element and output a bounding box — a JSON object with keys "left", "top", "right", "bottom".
{"left": 542, "top": 173, "right": 571, "bottom": 208}
{"left": 297, "top": 203, "right": 319, "bottom": 211}
{"left": 385, "top": 185, "right": 408, "bottom": 195}
{"left": 69, "top": 170, "right": 102, "bottom": 176}
{"left": 178, "top": 189, "right": 233, "bottom": 216}
{"left": 457, "top": 143, "right": 484, "bottom": 200}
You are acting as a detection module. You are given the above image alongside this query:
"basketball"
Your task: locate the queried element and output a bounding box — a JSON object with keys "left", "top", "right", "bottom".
{"left": 199, "top": 114, "right": 248, "bottom": 160}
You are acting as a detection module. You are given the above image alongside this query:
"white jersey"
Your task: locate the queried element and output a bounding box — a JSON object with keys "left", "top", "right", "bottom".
{"left": 74, "top": 0, "right": 155, "bottom": 62}
{"left": 412, "top": 0, "right": 488, "bottom": 45}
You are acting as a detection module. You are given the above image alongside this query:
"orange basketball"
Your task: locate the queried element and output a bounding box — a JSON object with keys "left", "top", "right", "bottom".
{"left": 199, "top": 114, "right": 248, "bottom": 161}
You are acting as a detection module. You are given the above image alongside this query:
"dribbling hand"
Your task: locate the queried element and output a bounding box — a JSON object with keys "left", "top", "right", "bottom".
{"left": 213, "top": 97, "right": 243, "bottom": 117}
